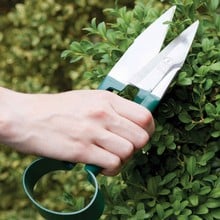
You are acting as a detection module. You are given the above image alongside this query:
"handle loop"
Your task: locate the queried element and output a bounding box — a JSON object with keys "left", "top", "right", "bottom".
{"left": 23, "top": 158, "right": 104, "bottom": 220}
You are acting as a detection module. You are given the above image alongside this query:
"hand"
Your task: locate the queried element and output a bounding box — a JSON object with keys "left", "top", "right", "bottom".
{"left": 0, "top": 88, "right": 154, "bottom": 176}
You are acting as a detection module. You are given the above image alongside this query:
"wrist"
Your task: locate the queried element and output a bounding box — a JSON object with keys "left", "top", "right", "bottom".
{"left": 0, "top": 87, "right": 27, "bottom": 147}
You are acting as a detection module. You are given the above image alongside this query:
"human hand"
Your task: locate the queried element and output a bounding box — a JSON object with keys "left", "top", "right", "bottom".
{"left": 0, "top": 88, "right": 154, "bottom": 176}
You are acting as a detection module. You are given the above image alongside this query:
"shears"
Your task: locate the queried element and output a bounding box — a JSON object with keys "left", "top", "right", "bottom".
{"left": 23, "top": 6, "right": 199, "bottom": 220}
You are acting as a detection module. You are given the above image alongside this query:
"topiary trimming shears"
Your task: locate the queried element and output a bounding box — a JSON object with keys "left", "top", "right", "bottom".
{"left": 23, "top": 6, "right": 199, "bottom": 220}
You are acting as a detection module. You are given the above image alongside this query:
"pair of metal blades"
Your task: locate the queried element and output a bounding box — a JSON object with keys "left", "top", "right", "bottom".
{"left": 101, "top": 5, "right": 199, "bottom": 100}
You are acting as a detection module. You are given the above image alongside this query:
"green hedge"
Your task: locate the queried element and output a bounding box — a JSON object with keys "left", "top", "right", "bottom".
{"left": 0, "top": 0, "right": 219, "bottom": 219}
{"left": 63, "top": 0, "right": 220, "bottom": 219}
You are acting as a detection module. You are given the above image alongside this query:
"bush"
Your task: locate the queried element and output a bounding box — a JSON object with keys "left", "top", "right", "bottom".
{"left": 0, "top": 0, "right": 132, "bottom": 93}
{"left": 62, "top": 0, "right": 220, "bottom": 219}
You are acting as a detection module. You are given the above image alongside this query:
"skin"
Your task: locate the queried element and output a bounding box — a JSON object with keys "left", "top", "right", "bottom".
{"left": 0, "top": 87, "right": 154, "bottom": 176}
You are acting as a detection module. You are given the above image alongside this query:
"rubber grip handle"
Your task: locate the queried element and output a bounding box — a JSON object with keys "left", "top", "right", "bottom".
{"left": 134, "top": 89, "right": 160, "bottom": 112}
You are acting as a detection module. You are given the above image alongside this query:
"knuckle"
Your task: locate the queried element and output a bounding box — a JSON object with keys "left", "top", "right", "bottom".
{"left": 122, "top": 142, "right": 134, "bottom": 159}
{"left": 108, "top": 156, "right": 121, "bottom": 171}
{"left": 111, "top": 116, "right": 122, "bottom": 129}
{"left": 98, "top": 90, "right": 114, "bottom": 100}
{"left": 135, "top": 130, "right": 150, "bottom": 149}
{"left": 102, "top": 169, "right": 119, "bottom": 176}
{"left": 89, "top": 107, "right": 110, "bottom": 121}
{"left": 138, "top": 110, "right": 155, "bottom": 136}
{"left": 141, "top": 110, "right": 154, "bottom": 127}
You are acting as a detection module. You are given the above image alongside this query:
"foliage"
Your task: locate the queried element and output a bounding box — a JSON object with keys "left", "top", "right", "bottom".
{"left": 62, "top": 0, "right": 220, "bottom": 219}
{"left": 0, "top": 0, "right": 131, "bottom": 93}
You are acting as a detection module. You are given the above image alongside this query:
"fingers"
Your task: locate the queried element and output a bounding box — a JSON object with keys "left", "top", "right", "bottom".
{"left": 95, "top": 129, "right": 135, "bottom": 162}
{"left": 73, "top": 143, "right": 122, "bottom": 176}
{"left": 87, "top": 91, "right": 155, "bottom": 175}
{"left": 110, "top": 92, "right": 155, "bottom": 136}
{"left": 106, "top": 114, "right": 150, "bottom": 150}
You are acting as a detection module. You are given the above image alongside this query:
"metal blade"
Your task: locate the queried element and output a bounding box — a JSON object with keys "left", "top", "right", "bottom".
{"left": 107, "top": 6, "right": 176, "bottom": 85}
{"left": 130, "top": 20, "right": 199, "bottom": 98}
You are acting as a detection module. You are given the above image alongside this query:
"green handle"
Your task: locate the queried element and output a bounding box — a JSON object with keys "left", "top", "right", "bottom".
{"left": 134, "top": 89, "right": 160, "bottom": 112}
{"left": 98, "top": 76, "right": 160, "bottom": 112}
{"left": 85, "top": 164, "right": 102, "bottom": 176}
{"left": 98, "top": 76, "right": 126, "bottom": 91}
{"left": 23, "top": 158, "right": 104, "bottom": 220}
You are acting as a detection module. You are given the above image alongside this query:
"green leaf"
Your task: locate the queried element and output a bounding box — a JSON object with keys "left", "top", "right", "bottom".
{"left": 181, "top": 200, "right": 189, "bottom": 210}
{"left": 198, "top": 186, "right": 212, "bottom": 195}
{"left": 189, "top": 215, "right": 203, "bottom": 220}
{"left": 206, "top": 198, "right": 220, "bottom": 208}
{"left": 204, "top": 117, "right": 215, "bottom": 123}
{"left": 178, "top": 110, "right": 192, "bottom": 123}
{"left": 97, "top": 22, "right": 107, "bottom": 37}
{"left": 209, "top": 187, "right": 220, "bottom": 198}
{"left": 210, "top": 62, "right": 220, "bottom": 71}
{"left": 180, "top": 174, "right": 191, "bottom": 188}
{"left": 192, "top": 181, "right": 200, "bottom": 192}
{"left": 198, "top": 151, "right": 215, "bottom": 166}
{"left": 156, "top": 204, "right": 165, "bottom": 219}
{"left": 159, "top": 173, "right": 177, "bottom": 186}
{"left": 186, "top": 156, "right": 197, "bottom": 176}
{"left": 204, "top": 79, "right": 213, "bottom": 91}
{"left": 202, "top": 213, "right": 215, "bottom": 220}
{"left": 70, "top": 56, "right": 83, "bottom": 63}
{"left": 196, "top": 204, "right": 209, "bottom": 214}
{"left": 173, "top": 200, "right": 181, "bottom": 214}
{"left": 165, "top": 135, "right": 174, "bottom": 145}
{"left": 70, "top": 41, "right": 84, "bottom": 53}
{"left": 202, "top": 38, "right": 212, "bottom": 52}
{"left": 164, "top": 209, "right": 173, "bottom": 218}
{"left": 159, "top": 189, "right": 171, "bottom": 195}
{"left": 61, "top": 49, "right": 72, "bottom": 59}
{"left": 211, "top": 131, "right": 220, "bottom": 138}
{"left": 205, "top": 103, "right": 216, "bottom": 116}
{"left": 157, "top": 144, "right": 166, "bottom": 155}
{"left": 147, "top": 176, "right": 160, "bottom": 196}
{"left": 112, "top": 206, "right": 132, "bottom": 215}
{"left": 178, "top": 215, "right": 189, "bottom": 220}
{"left": 178, "top": 71, "right": 193, "bottom": 85}
{"left": 210, "top": 0, "right": 220, "bottom": 11}
{"left": 189, "top": 194, "right": 199, "bottom": 206}
{"left": 147, "top": 199, "right": 156, "bottom": 207}
{"left": 211, "top": 208, "right": 220, "bottom": 219}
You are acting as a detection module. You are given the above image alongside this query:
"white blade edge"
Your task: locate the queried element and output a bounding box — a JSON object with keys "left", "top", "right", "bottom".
{"left": 107, "top": 6, "right": 176, "bottom": 85}
{"left": 130, "top": 20, "right": 199, "bottom": 98}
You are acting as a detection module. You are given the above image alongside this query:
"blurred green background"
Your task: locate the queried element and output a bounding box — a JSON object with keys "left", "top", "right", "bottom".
{"left": 0, "top": 0, "right": 219, "bottom": 220}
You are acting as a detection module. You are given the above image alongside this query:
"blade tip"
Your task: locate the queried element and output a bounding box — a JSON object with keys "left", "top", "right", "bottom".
{"left": 191, "top": 20, "right": 200, "bottom": 33}
{"left": 168, "top": 5, "right": 176, "bottom": 15}
{"left": 171, "top": 5, "right": 177, "bottom": 11}
{"left": 194, "top": 20, "right": 200, "bottom": 27}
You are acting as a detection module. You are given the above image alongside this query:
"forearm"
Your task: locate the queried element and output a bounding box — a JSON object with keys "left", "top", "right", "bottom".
{"left": 0, "top": 87, "right": 34, "bottom": 151}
